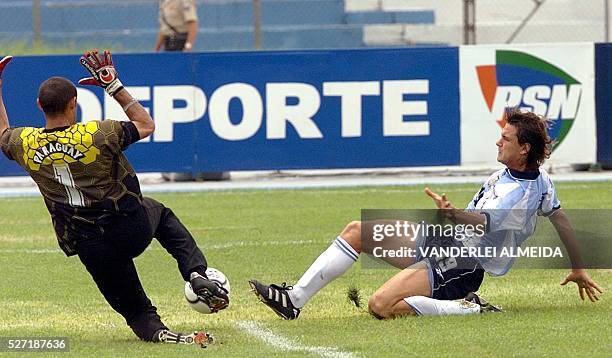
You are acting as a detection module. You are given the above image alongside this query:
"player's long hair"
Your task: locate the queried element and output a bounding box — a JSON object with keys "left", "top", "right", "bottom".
{"left": 505, "top": 108, "right": 553, "bottom": 169}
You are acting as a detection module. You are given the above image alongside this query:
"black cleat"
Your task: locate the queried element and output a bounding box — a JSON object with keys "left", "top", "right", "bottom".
{"left": 464, "top": 292, "right": 503, "bottom": 313}
{"left": 249, "top": 279, "right": 300, "bottom": 320}
{"left": 190, "top": 272, "right": 229, "bottom": 313}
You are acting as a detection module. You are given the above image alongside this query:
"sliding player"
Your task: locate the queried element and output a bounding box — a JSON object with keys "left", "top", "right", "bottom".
{"left": 249, "top": 108, "right": 602, "bottom": 319}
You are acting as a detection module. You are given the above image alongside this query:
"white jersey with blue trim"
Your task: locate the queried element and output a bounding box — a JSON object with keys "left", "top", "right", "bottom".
{"left": 462, "top": 167, "right": 561, "bottom": 276}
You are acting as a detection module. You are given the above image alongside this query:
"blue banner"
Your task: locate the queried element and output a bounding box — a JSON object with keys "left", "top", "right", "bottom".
{"left": 0, "top": 48, "right": 460, "bottom": 175}
{"left": 596, "top": 43, "right": 612, "bottom": 166}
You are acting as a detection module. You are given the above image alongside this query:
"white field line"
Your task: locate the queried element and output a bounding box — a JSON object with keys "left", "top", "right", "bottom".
{"left": 2, "top": 175, "right": 611, "bottom": 198}
{"left": 235, "top": 320, "right": 356, "bottom": 358}
{"left": 0, "top": 239, "right": 318, "bottom": 254}
{"left": 0, "top": 248, "right": 62, "bottom": 254}
{"left": 0, "top": 322, "right": 119, "bottom": 329}
{"left": 0, "top": 322, "right": 49, "bottom": 329}
{"left": 198, "top": 239, "right": 316, "bottom": 251}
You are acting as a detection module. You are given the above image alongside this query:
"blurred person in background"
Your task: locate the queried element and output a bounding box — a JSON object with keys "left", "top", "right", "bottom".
{"left": 155, "top": 0, "right": 198, "bottom": 52}
{"left": 155, "top": 0, "right": 230, "bottom": 181}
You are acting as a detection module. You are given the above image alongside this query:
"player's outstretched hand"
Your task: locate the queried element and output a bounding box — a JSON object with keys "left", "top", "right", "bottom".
{"left": 425, "top": 187, "right": 456, "bottom": 220}
{"left": 78, "top": 49, "right": 124, "bottom": 97}
{"left": 0, "top": 56, "right": 13, "bottom": 83}
{"left": 424, "top": 187, "right": 452, "bottom": 209}
{"left": 561, "top": 269, "right": 603, "bottom": 302}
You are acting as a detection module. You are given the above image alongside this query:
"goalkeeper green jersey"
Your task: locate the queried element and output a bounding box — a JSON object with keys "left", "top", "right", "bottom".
{"left": 0, "top": 120, "right": 142, "bottom": 255}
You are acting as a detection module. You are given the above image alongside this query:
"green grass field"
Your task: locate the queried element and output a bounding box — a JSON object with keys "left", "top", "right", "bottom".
{"left": 0, "top": 182, "right": 610, "bottom": 357}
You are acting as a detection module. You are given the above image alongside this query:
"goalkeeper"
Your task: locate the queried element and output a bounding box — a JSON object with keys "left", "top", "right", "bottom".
{"left": 0, "top": 51, "right": 228, "bottom": 344}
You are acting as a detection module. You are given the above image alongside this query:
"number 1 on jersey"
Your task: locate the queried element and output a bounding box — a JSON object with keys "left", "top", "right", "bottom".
{"left": 52, "top": 164, "right": 85, "bottom": 207}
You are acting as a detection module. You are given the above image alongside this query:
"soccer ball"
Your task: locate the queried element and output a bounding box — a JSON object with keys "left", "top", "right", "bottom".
{"left": 184, "top": 267, "right": 230, "bottom": 314}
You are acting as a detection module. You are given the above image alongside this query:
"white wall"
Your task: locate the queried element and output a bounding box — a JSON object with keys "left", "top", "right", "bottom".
{"left": 347, "top": 0, "right": 611, "bottom": 46}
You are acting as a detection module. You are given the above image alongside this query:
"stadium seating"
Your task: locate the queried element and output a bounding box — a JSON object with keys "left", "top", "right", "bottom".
{"left": 345, "top": 10, "right": 434, "bottom": 25}
{"left": 0, "top": 0, "right": 604, "bottom": 51}
{"left": 0, "top": 0, "right": 438, "bottom": 52}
